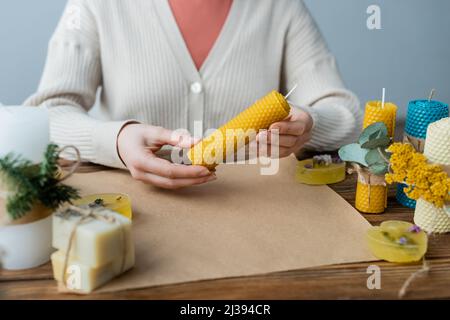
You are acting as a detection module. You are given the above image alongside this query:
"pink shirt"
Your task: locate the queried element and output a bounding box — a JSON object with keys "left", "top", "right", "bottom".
{"left": 169, "top": 0, "right": 233, "bottom": 70}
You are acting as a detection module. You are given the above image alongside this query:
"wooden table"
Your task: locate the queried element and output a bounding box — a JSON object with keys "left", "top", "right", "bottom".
{"left": 1, "top": 174, "right": 449, "bottom": 300}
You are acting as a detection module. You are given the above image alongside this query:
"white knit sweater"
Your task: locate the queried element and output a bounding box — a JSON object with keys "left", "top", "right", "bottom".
{"left": 25, "top": 0, "right": 362, "bottom": 169}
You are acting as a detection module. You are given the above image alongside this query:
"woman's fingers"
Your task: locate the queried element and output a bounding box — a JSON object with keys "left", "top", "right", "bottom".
{"left": 269, "top": 120, "right": 306, "bottom": 136}
{"left": 257, "top": 131, "right": 298, "bottom": 148}
{"left": 134, "top": 171, "right": 217, "bottom": 190}
{"left": 144, "top": 126, "right": 198, "bottom": 148}
{"left": 134, "top": 153, "right": 211, "bottom": 179}
{"left": 256, "top": 130, "right": 312, "bottom": 158}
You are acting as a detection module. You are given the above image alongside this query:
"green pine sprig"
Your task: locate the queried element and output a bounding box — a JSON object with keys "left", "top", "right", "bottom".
{"left": 0, "top": 144, "right": 80, "bottom": 220}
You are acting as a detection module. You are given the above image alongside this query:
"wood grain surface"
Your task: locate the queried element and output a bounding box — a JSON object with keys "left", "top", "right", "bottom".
{"left": 1, "top": 171, "right": 448, "bottom": 300}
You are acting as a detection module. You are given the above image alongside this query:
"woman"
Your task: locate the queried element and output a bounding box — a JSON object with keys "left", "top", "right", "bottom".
{"left": 25, "top": 0, "right": 362, "bottom": 189}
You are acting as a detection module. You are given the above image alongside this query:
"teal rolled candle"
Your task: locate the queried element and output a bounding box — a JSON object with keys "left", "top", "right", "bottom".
{"left": 405, "top": 100, "right": 448, "bottom": 139}
{"left": 398, "top": 99, "right": 449, "bottom": 208}
{"left": 396, "top": 184, "right": 417, "bottom": 209}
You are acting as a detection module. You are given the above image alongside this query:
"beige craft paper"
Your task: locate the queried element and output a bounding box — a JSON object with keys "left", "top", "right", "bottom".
{"left": 65, "top": 156, "right": 376, "bottom": 293}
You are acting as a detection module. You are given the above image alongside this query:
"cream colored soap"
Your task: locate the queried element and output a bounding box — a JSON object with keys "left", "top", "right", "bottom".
{"left": 52, "top": 207, "right": 133, "bottom": 268}
{"left": 51, "top": 249, "right": 135, "bottom": 294}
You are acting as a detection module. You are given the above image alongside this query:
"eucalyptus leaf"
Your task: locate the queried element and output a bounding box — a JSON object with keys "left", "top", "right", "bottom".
{"left": 359, "top": 122, "right": 389, "bottom": 148}
{"left": 368, "top": 163, "right": 389, "bottom": 175}
{"left": 361, "top": 136, "right": 391, "bottom": 149}
{"left": 365, "top": 149, "right": 385, "bottom": 166}
{"left": 338, "top": 143, "right": 369, "bottom": 167}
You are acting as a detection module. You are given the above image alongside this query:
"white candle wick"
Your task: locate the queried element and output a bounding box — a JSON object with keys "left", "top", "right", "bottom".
{"left": 428, "top": 89, "right": 436, "bottom": 102}
{"left": 285, "top": 84, "right": 298, "bottom": 100}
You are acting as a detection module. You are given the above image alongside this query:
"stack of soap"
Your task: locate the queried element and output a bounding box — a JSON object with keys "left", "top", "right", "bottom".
{"left": 51, "top": 206, "right": 134, "bottom": 294}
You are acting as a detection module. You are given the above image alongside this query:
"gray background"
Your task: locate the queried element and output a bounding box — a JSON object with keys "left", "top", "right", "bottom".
{"left": 1, "top": 0, "right": 449, "bottom": 119}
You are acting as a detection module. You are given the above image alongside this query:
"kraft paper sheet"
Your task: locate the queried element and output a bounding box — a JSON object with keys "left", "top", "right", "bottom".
{"left": 65, "top": 156, "right": 375, "bottom": 293}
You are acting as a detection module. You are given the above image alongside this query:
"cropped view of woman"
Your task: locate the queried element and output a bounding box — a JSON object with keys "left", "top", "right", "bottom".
{"left": 25, "top": 0, "right": 361, "bottom": 189}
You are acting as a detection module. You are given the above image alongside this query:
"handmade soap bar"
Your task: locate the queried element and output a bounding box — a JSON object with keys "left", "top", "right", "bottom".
{"left": 73, "top": 194, "right": 132, "bottom": 220}
{"left": 363, "top": 101, "right": 397, "bottom": 138}
{"left": 51, "top": 249, "right": 135, "bottom": 294}
{"left": 188, "top": 91, "right": 290, "bottom": 169}
{"left": 53, "top": 207, "right": 133, "bottom": 268}
{"left": 367, "top": 221, "right": 427, "bottom": 263}
{"left": 296, "top": 157, "right": 346, "bottom": 185}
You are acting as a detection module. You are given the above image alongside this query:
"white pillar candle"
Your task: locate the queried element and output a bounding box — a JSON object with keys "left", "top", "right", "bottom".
{"left": 0, "top": 106, "right": 52, "bottom": 269}
{"left": 0, "top": 214, "right": 54, "bottom": 270}
{"left": 0, "top": 106, "right": 49, "bottom": 163}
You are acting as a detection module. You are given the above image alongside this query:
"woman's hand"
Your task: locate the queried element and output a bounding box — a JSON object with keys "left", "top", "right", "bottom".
{"left": 117, "top": 124, "right": 216, "bottom": 189}
{"left": 256, "top": 108, "right": 313, "bottom": 158}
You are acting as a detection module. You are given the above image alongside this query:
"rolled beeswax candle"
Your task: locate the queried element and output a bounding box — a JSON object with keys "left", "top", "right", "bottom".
{"left": 423, "top": 117, "right": 450, "bottom": 167}
{"left": 51, "top": 249, "right": 135, "bottom": 294}
{"left": 404, "top": 100, "right": 448, "bottom": 146}
{"left": 363, "top": 101, "right": 397, "bottom": 138}
{"left": 414, "top": 199, "right": 450, "bottom": 234}
{"left": 358, "top": 100, "right": 396, "bottom": 214}
{"left": 53, "top": 207, "right": 133, "bottom": 268}
{"left": 396, "top": 184, "right": 416, "bottom": 209}
{"left": 188, "top": 91, "right": 290, "bottom": 169}
{"left": 355, "top": 181, "right": 387, "bottom": 214}
{"left": 414, "top": 118, "right": 450, "bottom": 233}
{"left": 354, "top": 167, "right": 387, "bottom": 214}
{"left": 73, "top": 194, "right": 132, "bottom": 220}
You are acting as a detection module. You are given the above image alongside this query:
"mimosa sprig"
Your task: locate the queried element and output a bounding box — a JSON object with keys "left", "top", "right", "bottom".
{"left": 385, "top": 143, "right": 450, "bottom": 208}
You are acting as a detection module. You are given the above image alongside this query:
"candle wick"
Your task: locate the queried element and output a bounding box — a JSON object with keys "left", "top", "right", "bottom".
{"left": 285, "top": 84, "right": 298, "bottom": 100}
{"left": 381, "top": 88, "right": 386, "bottom": 109}
{"left": 428, "top": 89, "right": 436, "bottom": 102}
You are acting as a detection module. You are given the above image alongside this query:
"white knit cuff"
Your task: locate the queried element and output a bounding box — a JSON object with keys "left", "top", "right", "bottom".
{"left": 92, "top": 120, "right": 136, "bottom": 169}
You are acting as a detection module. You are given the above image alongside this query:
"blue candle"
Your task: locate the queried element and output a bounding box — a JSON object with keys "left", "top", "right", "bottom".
{"left": 397, "top": 96, "right": 448, "bottom": 208}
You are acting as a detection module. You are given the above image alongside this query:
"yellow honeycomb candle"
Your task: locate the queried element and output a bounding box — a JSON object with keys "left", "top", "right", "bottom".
{"left": 188, "top": 91, "right": 291, "bottom": 169}
{"left": 73, "top": 193, "right": 132, "bottom": 220}
{"left": 367, "top": 221, "right": 428, "bottom": 263}
{"left": 363, "top": 101, "right": 398, "bottom": 138}
{"left": 354, "top": 168, "right": 387, "bottom": 214}
{"left": 355, "top": 181, "right": 387, "bottom": 214}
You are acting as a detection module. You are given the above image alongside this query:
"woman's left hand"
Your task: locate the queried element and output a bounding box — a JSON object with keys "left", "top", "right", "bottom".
{"left": 256, "top": 108, "right": 314, "bottom": 158}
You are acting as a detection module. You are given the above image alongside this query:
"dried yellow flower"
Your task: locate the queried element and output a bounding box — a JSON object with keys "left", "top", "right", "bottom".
{"left": 385, "top": 143, "right": 450, "bottom": 208}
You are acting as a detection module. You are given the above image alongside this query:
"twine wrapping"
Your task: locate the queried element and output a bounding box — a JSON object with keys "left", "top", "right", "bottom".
{"left": 349, "top": 164, "right": 387, "bottom": 213}
{"left": 403, "top": 134, "right": 425, "bottom": 153}
{"left": 58, "top": 205, "right": 127, "bottom": 292}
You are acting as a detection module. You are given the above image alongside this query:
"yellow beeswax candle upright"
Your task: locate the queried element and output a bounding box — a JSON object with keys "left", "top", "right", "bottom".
{"left": 355, "top": 180, "right": 387, "bottom": 214}
{"left": 363, "top": 101, "right": 398, "bottom": 138}
{"left": 188, "top": 91, "right": 291, "bottom": 169}
{"left": 354, "top": 166, "right": 387, "bottom": 214}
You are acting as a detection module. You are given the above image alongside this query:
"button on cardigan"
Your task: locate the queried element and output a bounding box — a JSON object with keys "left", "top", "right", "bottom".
{"left": 25, "top": 0, "right": 362, "bottom": 169}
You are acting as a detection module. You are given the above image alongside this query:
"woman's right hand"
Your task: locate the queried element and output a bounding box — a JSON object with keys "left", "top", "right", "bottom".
{"left": 117, "top": 123, "right": 216, "bottom": 189}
